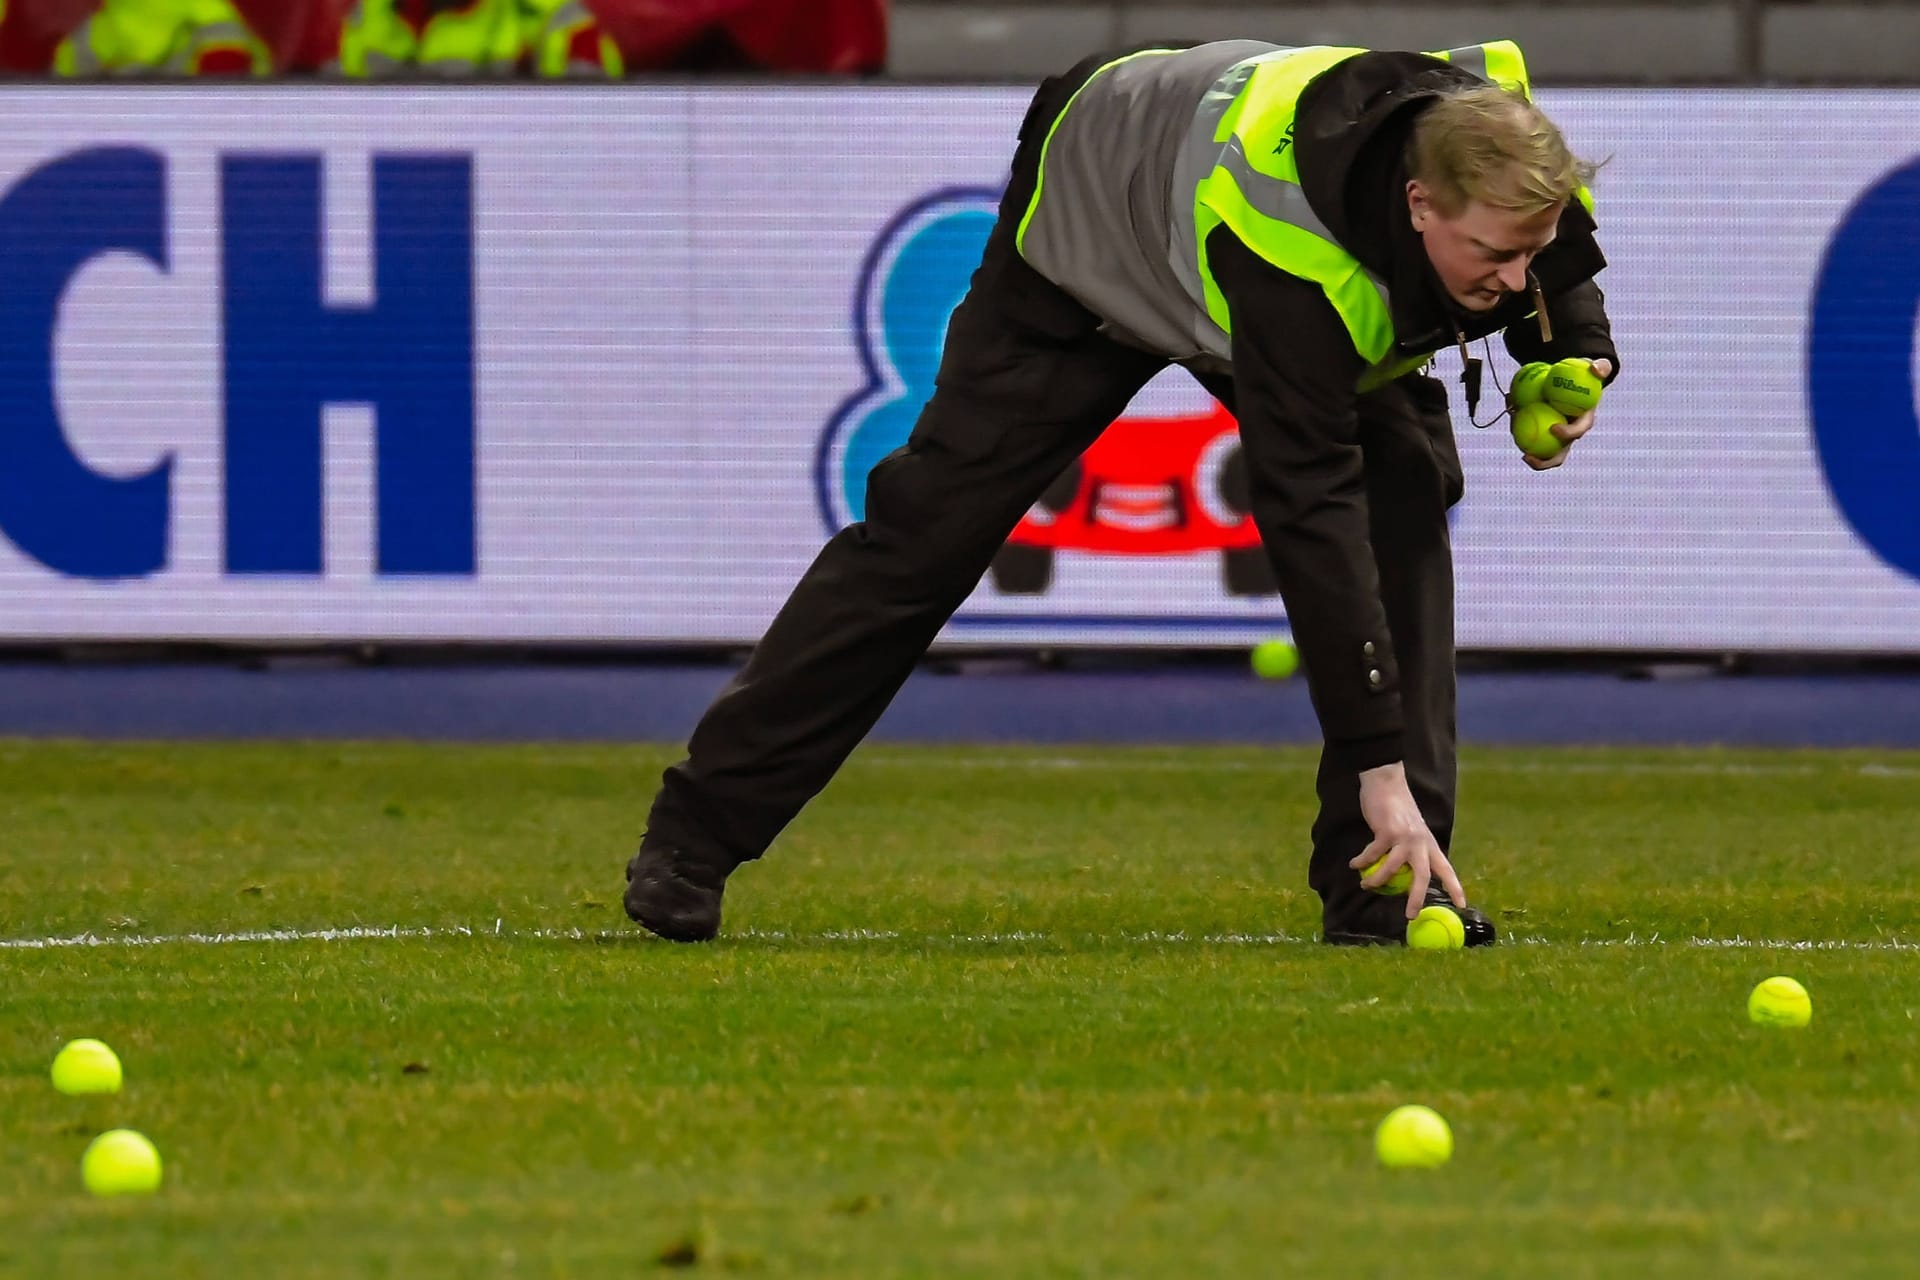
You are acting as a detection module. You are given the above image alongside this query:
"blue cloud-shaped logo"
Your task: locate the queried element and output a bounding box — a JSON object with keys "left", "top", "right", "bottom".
{"left": 814, "top": 187, "right": 1000, "bottom": 531}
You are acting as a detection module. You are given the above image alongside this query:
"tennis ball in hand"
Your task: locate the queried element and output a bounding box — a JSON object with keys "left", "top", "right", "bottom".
{"left": 1250, "top": 638, "right": 1298, "bottom": 680}
{"left": 1375, "top": 1104, "right": 1453, "bottom": 1169}
{"left": 1748, "top": 976, "right": 1811, "bottom": 1028}
{"left": 1544, "top": 357, "right": 1604, "bottom": 416}
{"left": 51, "top": 1039, "right": 122, "bottom": 1096}
{"left": 1510, "top": 403, "right": 1567, "bottom": 461}
{"left": 82, "top": 1129, "right": 162, "bottom": 1197}
{"left": 1360, "top": 855, "right": 1413, "bottom": 895}
{"left": 1509, "top": 362, "right": 1552, "bottom": 407}
{"left": 1406, "top": 904, "right": 1465, "bottom": 950}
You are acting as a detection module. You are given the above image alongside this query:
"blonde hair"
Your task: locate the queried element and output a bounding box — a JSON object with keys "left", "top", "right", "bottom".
{"left": 1407, "top": 85, "right": 1598, "bottom": 216}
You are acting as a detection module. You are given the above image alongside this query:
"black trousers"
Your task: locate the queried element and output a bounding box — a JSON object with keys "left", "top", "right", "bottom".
{"left": 643, "top": 59, "right": 1462, "bottom": 912}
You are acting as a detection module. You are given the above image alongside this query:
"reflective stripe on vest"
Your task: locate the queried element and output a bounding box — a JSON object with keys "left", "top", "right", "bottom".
{"left": 180, "top": 7, "right": 271, "bottom": 75}
{"left": 83, "top": 0, "right": 263, "bottom": 75}
{"left": 529, "top": 0, "right": 623, "bottom": 78}
{"left": 1180, "top": 45, "right": 1398, "bottom": 371}
{"left": 1012, "top": 47, "right": 1181, "bottom": 260}
{"left": 340, "top": 0, "right": 522, "bottom": 76}
{"left": 1428, "top": 41, "right": 1528, "bottom": 95}
{"left": 1177, "top": 40, "right": 1548, "bottom": 385}
{"left": 338, "top": 0, "right": 411, "bottom": 76}
{"left": 1428, "top": 40, "right": 1592, "bottom": 215}
{"left": 53, "top": 22, "right": 104, "bottom": 74}
{"left": 54, "top": 3, "right": 187, "bottom": 75}
{"left": 415, "top": 0, "right": 521, "bottom": 74}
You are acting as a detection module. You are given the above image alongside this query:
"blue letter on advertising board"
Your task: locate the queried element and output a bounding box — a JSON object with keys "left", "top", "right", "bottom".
{"left": 222, "top": 154, "right": 476, "bottom": 575}
{"left": 1808, "top": 158, "right": 1920, "bottom": 583}
{"left": 0, "top": 148, "right": 174, "bottom": 579}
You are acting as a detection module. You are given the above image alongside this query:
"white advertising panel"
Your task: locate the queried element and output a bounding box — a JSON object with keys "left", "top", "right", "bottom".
{"left": 0, "top": 85, "right": 1916, "bottom": 650}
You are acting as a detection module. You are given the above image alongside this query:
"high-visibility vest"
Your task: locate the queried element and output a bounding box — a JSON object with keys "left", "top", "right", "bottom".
{"left": 55, "top": 0, "right": 186, "bottom": 74}
{"left": 338, "top": 0, "right": 523, "bottom": 76}
{"left": 180, "top": 0, "right": 270, "bottom": 73}
{"left": 54, "top": 0, "right": 268, "bottom": 74}
{"left": 1183, "top": 41, "right": 1550, "bottom": 386}
{"left": 523, "top": 0, "right": 622, "bottom": 78}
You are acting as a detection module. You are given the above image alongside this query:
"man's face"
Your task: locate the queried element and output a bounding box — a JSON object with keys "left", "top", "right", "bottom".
{"left": 1407, "top": 179, "right": 1563, "bottom": 313}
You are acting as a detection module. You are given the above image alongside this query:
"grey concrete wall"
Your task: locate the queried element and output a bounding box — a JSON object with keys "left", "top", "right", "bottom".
{"left": 1763, "top": 4, "right": 1920, "bottom": 80}
{"left": 889, "top": 1, "right": 1920, "bottom": 83}
{"left": 890, "top": 4, "right": 1119, "bottom": 78}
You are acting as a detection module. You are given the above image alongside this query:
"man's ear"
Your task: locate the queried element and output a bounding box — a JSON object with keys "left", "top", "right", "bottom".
{"left": 1406, "top": 178, "right": 1434, "bottom": 232}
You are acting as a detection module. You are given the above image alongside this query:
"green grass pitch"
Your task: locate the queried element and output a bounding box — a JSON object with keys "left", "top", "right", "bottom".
{"left": 4, "top": 739, "right": 1920, "bottom": 1276}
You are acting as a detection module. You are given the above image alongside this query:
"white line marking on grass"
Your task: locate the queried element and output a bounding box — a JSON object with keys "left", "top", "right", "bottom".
{"left": 0, "top": 925, "right": 461, "bottom": 950}
{"left": 858, "top": 755, "right": 1920, "bottom": 779}
{"left": 4, "top": 925, "right": 1919, "bottom": 953}
{"left": 1588, "top": 934, "right": 1920, "bottom": 953}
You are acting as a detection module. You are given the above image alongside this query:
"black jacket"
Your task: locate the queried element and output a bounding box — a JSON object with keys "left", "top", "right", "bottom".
{"left": 1209, "top": 51, "right": 1619, "bottom": 770}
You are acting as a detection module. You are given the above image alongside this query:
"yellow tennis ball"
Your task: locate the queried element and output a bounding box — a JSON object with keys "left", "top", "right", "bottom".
{"left": 1509, "top": 362, "right": 1552, "bottom": 407}
{"left": 1544, "top": 357, "right": 1604, "bottom": 417}
{"left": 82, "top": 1129, "right": 162, "bottom": 1197}
{"left": 51, "top": 1039, "right": 123, "bottom": 1096}
{"left": 1360, "top": 855, "right": 1413, "bottom": 895}
{"left": 1250, "top": 638, "right": 1298, "bottom": 680}
{"left": 1748, "top": 976, "right": 1811, "bottom": 1028}
{"left": 1406, "top": 904, "right": 1465, "bottom": 950}
{"left": 1375, "top": 1104, "right": 1453, "bottom": 1169}
{"left": 1510, "top": 403, "right": 1567, "bottom": 461}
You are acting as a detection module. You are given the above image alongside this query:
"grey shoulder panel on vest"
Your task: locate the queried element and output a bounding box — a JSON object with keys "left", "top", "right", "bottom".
{"left": 1017, "top": 40, "right": 1275, "bottom": 362}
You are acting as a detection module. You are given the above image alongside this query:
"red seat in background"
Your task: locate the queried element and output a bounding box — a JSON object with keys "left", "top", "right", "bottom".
{"left": 594, "top": 0, "right": 886, "bottom": 74}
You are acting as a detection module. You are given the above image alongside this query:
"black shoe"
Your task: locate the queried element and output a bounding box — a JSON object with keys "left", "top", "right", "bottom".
{"left": 1428, "top": 886, "right": 1498, "bottom": 948}
{"left": 623, "top": 843, "right": 727, "bottom": 942}
{"left": 1321, "top": 885, "right": 1499, "bottom": 948}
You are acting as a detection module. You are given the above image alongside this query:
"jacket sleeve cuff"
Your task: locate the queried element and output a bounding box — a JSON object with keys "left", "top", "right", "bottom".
{"left": 1321, "top": 730, "right": 1405, "bottom": 775}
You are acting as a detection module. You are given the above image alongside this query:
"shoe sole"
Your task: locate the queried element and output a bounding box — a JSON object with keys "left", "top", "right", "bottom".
{"left": 623, "top": 872, "right": 722, "bottom": 943}
{"left": 631, "top": 912, "right": 719, "bottom": 944}
{"left": 1322, "top": 907, "right": 1500, "bottom": 948}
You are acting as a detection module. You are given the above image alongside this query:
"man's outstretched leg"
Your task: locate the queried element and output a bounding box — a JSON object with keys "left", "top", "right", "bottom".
{"left": 627, "top": 232, "right": 1164, "bottom": 939}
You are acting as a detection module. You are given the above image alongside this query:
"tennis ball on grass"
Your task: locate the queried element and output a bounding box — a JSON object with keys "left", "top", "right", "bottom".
{"left": 1375, "top": 1104, "right": 1453, "bottom": 1168}
{"left": 1748, "top": 976, "right": 1811, "bottom": 1028}
{"left": 1250, "top": 639, "right": 1298, "bottom": 680}
{"left": 1544, "top": 357, "right": 1604, "bottom": 416}
{"left": 1407, "top": 905, "right": 1465, "bottom": 950}
{"left": 82, "top": 1129, "right": 162, "bottom": 1197}
{"left": 1510, "top": 403, "right": 1567, "bottom": 461}
{"left": 51, "top": 1039, "right": 122, "bottom": 1096}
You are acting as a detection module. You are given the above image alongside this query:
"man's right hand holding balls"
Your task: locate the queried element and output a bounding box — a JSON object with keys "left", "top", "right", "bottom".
{"left": 1508, "top": 356, "right": 1614, "bottom": 471}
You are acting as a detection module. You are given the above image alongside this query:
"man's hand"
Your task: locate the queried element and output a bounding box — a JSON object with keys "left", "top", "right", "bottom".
{"left": 1349, "top": 762, "right": 1466, "bottom": 919}
{"left": 1524, "top": 356, "right": 1613, "bottom": 472}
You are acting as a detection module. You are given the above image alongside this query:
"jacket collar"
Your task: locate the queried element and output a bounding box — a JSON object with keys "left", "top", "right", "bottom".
{"left": 1291, "top": 50, "right": 1607, "bottom": 358}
